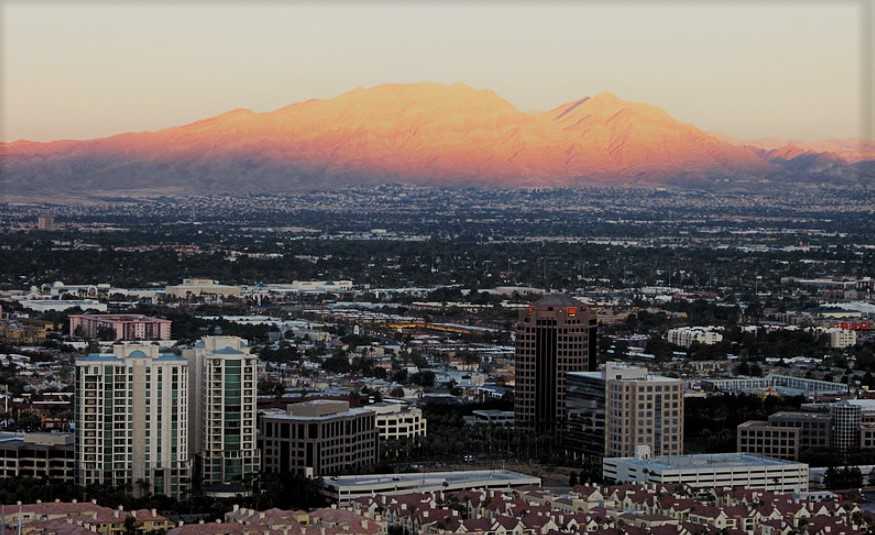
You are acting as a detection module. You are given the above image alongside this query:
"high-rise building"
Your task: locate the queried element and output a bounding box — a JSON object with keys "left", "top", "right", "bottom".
{"left": 603, "top": 362, "right": 684, "bottom": 458}
{"left": 183, "top": 336, "right": 259, "bottom": 490}
{"left": 514, "top": 294, "right": 597, "bottom": 435}
{"left": 74, "top": 344, "right": 190, "bottom": 498}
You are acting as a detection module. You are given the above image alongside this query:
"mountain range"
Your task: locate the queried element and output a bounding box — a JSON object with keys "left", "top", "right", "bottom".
{"left": 1, "top": 83, "right": 872, "bottom": 195}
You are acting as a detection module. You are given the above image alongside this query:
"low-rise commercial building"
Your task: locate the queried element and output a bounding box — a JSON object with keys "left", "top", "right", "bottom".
{"left": 0, "top": 432, "right": 74, "bottom": 482}
{"left": 166, "top": 278, "right": 242, "bottom": 299}
{"left": 259, "top": 400, "right": 378, "bottom": 478}
{"left": 703, "top": 374, "right": 848, "bottom": 396}
{"left": 20, "top": 300, "right": 107, "bottom": 313}
{"left": 603, "top": 452, "right": 809, "bottom": 492}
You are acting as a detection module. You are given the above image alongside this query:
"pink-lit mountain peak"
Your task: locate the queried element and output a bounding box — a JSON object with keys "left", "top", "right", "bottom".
{"left": 4, "top": 82, "right": 860, "bottom": 194}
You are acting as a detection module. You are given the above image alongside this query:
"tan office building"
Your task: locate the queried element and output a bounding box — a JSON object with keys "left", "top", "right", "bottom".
{"left": 74, "top": 344, "right": 190, "bottom": 498}
{"left": 603, "top": 363, "right": 684, "bottom": 458}
{"left": 259, "top": 400, "right": 378, "bottom": 478}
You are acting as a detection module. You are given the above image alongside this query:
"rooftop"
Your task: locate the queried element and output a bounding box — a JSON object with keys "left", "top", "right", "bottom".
{"left": 532, "top": 294, "right": 582, "bottom": 308}
{"left": 324, "top": 469, "right": 540, "bottom": 489}
{"left": 606, "top": 453, "right": 804, "bottom": 471}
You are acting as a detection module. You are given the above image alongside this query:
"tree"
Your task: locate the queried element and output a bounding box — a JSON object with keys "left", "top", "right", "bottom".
{"left": 124, "top": 515, "right": 138, "bottom": 535}
{"left": 96, "top": 326, "right": 117, "bottom": 341}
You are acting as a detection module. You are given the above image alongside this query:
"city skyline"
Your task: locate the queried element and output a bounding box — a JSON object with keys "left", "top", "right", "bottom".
{"left": 3, "top": 2, "right": 870, "bottom": 142}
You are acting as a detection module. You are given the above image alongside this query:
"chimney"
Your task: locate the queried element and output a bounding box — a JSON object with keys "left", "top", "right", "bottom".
{"left": 233, "top": 505, "right": 239, "bottom": 512}
{"left": 151, "top": 509, "right": 156, "bottom": 517}
{"left": 36, "top": 500, "right": 42, "bottom": 504}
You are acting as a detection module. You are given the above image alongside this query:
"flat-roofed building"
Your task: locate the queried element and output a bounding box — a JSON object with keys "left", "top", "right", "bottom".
{"left": 0, "top": 432, "right": 74, "bottom": 482}
{"left": 259, "top": 400, "right": 377, "bottom": 478}
{"left": 69, "top": 314, "right": 172, "bottom": 341}
{"left": 703, "top": 374, "right": 848, "bottom": 396}
{"left": 368, "top": 402, "right": 426, "bottom": 441}
{"left": 666, "top": 327, "right": 723, "bottom": 348}
{"left": 736, "top": 421, "right": 801, "bottom": 460}
{"left": 166, "top": 278, "right": 242, "bottom": 299}
{"left": 20, "top": 300, "right": 107, "bottom": 313}
{"left": 321, "top": 470, "right": 541, "bottom": 503}
{"left": 603, "top": 452, "right": 808, "bottom": 492}
{"left": 827, "top": 328, "right": 857, "bottom": 349}
{"left": 767, "top": 411, "right": 832, "bottom": 451}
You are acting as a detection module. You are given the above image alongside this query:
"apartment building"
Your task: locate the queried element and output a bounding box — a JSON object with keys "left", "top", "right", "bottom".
{"left": 514, "top": 294, "right": 597, "bottom": 435}
{"left": 183, "top": 336, "right": 259, "bottom": 490}
{"left": 603, "top": 363, "right": 684, "bottom": 458}
{"left": 259, "top": 400, "right": 378, "bottom": 478}
{"left": 666, "top": 327, "right": 723, "bottom": 348}
{"left": 0, "top": 432, "right": 74, "bottom": 482}
{"left": 74, "top": 343, "right": 190, "bottom": 498}
{"left": 827, "top": 328, "right": 857, "bottom": 349}
{"left": 69, "top": 314, "right": 172, "bottom": 341}
{"left": 368, "top": 402, "right": 426, "bottom": 441}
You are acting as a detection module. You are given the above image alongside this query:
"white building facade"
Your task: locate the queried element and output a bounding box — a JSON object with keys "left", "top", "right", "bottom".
{"left": 74, "top": 344, "right": 190, "bottom": 498}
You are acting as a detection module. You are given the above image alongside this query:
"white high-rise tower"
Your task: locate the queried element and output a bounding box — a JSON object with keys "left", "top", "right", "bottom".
{"left": 74, "top": 344, "right": 190, "bottom": 497}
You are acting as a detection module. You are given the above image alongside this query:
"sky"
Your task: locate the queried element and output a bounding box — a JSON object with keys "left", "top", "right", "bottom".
{"left": 1, "top": 1, "right": 870, "bottom": 142}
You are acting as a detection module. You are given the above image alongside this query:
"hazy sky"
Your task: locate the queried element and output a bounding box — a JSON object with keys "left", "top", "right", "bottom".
{"left": 2, "top": 1, "right": 869, "bottom": 142}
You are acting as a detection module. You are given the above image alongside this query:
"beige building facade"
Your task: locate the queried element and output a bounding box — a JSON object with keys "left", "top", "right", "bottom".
{"left": 603, "top": 363, "right": 684, "bottom": 458}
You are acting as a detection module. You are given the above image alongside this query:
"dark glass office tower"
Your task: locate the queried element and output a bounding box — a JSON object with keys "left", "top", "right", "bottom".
{"left": 514, "top": 294, "right": 596, "bottom": 435}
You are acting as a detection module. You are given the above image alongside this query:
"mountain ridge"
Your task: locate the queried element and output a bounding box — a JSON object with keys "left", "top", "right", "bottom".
{"left": 1, "top": 83, "right": 870, "bottom": 194}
